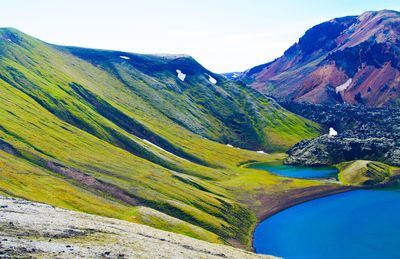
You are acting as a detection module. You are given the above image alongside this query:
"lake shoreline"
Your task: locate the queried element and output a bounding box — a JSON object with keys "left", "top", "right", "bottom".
{"left": 251, "top": 184, "right": 356, "bottom": 252}
{"left": 241, "top": 160, "right": 356, "bottom": 252}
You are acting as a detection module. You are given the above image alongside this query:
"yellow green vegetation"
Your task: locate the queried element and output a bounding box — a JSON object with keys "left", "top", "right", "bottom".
{"left": 338, "top": 160, "right": 400, "bottom": 186}
{"left": 0, "top": 28, "right": 324, "bottom": 249}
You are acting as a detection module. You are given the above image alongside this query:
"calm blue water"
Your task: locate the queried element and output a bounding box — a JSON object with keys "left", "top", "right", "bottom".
{"left": 248, "top": 162, "right": 338, "bottom": 179}
{"left": 254, "top": 184, "right": 400, "bottom": 258}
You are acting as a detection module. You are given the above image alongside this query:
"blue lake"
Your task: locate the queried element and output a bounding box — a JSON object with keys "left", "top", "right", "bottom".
{"left": 253, "top": 163, "right": 400, "bottom": 259}
{"left": 247, "top": 162, "right": 338, "bottom": 179}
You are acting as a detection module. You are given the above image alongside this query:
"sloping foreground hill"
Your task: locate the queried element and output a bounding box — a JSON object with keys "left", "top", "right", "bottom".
{"left": 0, "top": 28, "right": 323, "bottom": 248}
{"left": 0, "top": 196, "right": 276, "bottom": 258}
{"left": 244, "top": 10, "right": 400, "bottom": 107}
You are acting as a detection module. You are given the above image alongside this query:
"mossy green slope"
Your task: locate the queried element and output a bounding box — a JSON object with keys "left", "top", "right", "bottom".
{"left": 0, "top": 28, "right": 322, "bottom": 248}
{"left": 338, "top": 160, "right": 400, "bottom": 186}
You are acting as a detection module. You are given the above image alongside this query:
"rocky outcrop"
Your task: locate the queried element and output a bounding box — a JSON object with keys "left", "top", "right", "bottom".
{"left": 0, "top": 196, "right": 276, "bottom": 259}
{"left": 285, "top": 135, "right": 396, "bottom": 166}
{"left": 283, "top": 103, "right": 400, "bottom": 166}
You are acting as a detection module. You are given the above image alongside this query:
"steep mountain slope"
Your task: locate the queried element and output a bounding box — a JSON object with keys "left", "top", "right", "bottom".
{"left": 56, "top": 46, "right": 319, "bottom": 151}
{"left": 0, "top": 28, "right": 323, "bottom": 248}
{"left": 244, "top": 10, "right": 400, "bottom": 107}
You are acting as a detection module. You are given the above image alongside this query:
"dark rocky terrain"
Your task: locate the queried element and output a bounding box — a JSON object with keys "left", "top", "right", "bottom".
{"left": 282, "top": 102, "right": 400, "bottom": 166}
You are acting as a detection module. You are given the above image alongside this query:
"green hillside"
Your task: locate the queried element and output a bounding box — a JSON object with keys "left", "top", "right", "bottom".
{"left": 338, "top": 160, "right": 400, "bottom": 186}
{"left": 0, "top": 28, "right": 323, "bottom": 248}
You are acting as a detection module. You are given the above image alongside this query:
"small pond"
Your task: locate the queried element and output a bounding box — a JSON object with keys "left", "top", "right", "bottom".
{"left": 247, "top": 162, "right": 338, "bottom": 179}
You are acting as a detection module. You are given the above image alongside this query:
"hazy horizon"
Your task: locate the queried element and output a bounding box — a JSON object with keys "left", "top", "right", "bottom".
{"left": 1, "top": 0, "right": 399, "bottom": 72}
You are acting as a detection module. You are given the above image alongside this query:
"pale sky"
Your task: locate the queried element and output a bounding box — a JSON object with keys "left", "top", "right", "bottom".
{"left": 1, "top": 0, "right": 399, "bottom": 72}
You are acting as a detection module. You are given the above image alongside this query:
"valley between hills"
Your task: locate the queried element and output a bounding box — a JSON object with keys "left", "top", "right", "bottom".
{"left": 1, "top": 9, "right": 400, "bottom": 259}
{"left": 0, "top": 27, "right": 326, "bottom": 251}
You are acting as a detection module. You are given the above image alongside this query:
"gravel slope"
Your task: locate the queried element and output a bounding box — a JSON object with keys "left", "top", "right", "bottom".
{"left": 0, "top": 196, "right": 277, "bottom": 258}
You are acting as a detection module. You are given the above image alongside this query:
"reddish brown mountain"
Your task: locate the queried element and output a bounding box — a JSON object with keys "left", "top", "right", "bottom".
{"left": 244, "top": 10, "right": 400, "bottom": 107}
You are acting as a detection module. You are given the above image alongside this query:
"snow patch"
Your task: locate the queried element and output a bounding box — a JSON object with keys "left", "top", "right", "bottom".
{"left": 6, "top": 38, "right": 13, "bottom": 43}
{"left": 256, "top": 151, "right": 265, "bottom": 154}
{"left": 226, "top": 144, "right": 234, "bottom": 148}
{"left": 329, "top": 127, "right": 338, "bottom": 136}
{"left": 142, "top": 139, "right": 186, "bottom": 160}
{"left": 207, "top": 74, "right": 217, "bottom": 84}
{"left": 142, "top": 139, "right": 168, "bottom": 153}
{"left": 176, "top": 69, "right": 186, "bottom": 81}
{"left": 119, "top": 56, "right": 130, "bottom": 60}
{"left": 336, "top": 79, "right": 352, "bottom": 93}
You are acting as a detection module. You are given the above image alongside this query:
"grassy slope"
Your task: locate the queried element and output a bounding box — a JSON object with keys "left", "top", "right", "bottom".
{"left": 57, "top": 45, "right": 320, "bottom": 152}
{"left": 0, "top": 28, "right": 324, "bottom": 248}
{"left": 337, "top": 160, "right": 400, "bottom": 186}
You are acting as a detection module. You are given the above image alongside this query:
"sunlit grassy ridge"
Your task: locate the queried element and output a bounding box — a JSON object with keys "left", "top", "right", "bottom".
{"left": 0, "top": 28, "right": 322, "bottom": 248}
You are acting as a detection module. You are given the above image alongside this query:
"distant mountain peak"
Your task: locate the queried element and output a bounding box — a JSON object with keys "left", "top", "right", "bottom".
{"left": 244, "top": 10, "right": 400, "bottom": 107}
